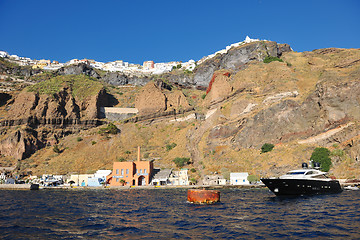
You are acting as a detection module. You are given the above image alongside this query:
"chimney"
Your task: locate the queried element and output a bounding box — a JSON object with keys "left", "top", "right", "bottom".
{"left": 137, "top": 146, "right": 141, "bottom": 161}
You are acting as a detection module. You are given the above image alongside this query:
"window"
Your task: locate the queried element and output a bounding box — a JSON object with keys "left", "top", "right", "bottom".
{"left": 121, "top": 169, "right": 124, "bottom": 175}
{"left": 116, "top": 178, "right": 119, "bottom": 182}
{"left": 126, "top": 169, "right": 129, "bottom": 174}
{"left": 144, "top": 169, "right": 147, "bottom": 174}
{"left": 116, "top": 169, "right": 119, "bottom": 175}
{"left": 140, "top": 169, "right": 142, "bottom": 174}
{"left": 286, "top": 171, "right": 305, "bottom": 175}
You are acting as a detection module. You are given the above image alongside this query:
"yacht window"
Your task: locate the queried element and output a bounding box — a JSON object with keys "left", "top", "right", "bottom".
{"left": 287, "top": 171, "right": 306, "bottom": 175}
{"left": 311, "top": 174, "right": 327, "bottom": 179}
{"left": 305, "top": 171, "right": 314, "bottom": 175}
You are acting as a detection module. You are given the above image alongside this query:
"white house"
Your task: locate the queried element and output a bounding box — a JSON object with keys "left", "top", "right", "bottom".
{"left": 94, "top": 170, "right": 112, "bottom": 181}
{"left": 202, "top": 175, "right": 227, "bottom": 185}
{"left": 169, "top": 169, "right": 189, "bottom": 185}
{"left": 0, "top": 51, "right": 9, "bottom": 58}
{"left": 230, "top": 172, "right": 250, "bottom": 185}
{"left": 150, "top": 168, "right": 172, "bottom": 186}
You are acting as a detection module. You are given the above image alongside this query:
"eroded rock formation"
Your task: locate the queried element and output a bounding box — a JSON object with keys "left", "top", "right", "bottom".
{"left": 135, "top": 80, "right": 191, "bottom": 115}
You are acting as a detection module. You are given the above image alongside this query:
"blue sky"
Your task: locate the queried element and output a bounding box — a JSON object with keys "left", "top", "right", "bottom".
{"left": 0, "top": 0, "right": 359, "bottom": 64}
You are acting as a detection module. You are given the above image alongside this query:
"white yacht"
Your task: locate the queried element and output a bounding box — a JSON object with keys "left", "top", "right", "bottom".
{"left": 261, "top": 163, "right": 342, "bottom": 196}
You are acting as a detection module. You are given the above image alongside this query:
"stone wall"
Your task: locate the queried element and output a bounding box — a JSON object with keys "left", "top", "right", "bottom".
{"left": 99, "top": 107, "right": 138, "bottom": 121}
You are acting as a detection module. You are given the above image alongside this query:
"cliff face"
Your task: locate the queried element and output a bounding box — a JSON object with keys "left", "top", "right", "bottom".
{"left": 56, "top": 63, "right": 100, "bottom": 79}
{"left": 6, "top": 87, "right": 105, "bottom": 122}
{"left": 0, "top": 58, "right": 42, "bottom": 77}
{"left": 0, "top": 128, "right": 43, "bottom": 160}
{"left": 192, "top": 41, "right": 291, "bottom": 87}
{"left": 0, "top": 75, "right": 110, "bottom": 160}
{"left": 232, "top": 81, "right": 360, "bottom": 148}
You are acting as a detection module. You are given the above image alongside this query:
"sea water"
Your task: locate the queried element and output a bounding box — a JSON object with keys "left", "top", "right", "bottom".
{"left": 1, "top": 188, "right": 359, "bottom": 239}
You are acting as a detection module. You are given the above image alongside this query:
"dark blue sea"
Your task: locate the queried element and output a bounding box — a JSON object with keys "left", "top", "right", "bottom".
{"left": 1, "top": 188, "right": 359, "bottom": 239}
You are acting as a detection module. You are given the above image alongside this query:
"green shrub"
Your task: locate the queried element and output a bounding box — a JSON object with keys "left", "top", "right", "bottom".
{"left": 190, "top": 178, "right": 197, "bottom": 184}
{"left": 99, "top": 123, "right": 119, "bottom": 135}
{"left": 190, "top": 168, "right": 196, "bottom": 173}
{"left": 166, "top": 143, "right": 177, "bottom": 151}
{"left": 201, "top": 94, "right": 206, "bottom": 99}
{"left": 125, "top": 150, "right": 131, "bottom": 154}
{"left": 263, "top": 56, "right": 283, "bottom": 63}
{"left": 143, "top": 152, "right": 150, "bottom": 158}
{"left": 173, "top": 157, "right": 190, "bottom": 168}
{"left": 261, "top": 143, "right": 274, "bottom": 153}
{"left": 310, "top": 147, "right": 332, "bottom": 172}
{"left": 91, "top": 141, "right": 97, "bottom": 145}
{"left": 247, "top": 175, "right": 259, "bottom": 183}
{"left": 76, "top": 137, "right": 83, "bottom": 142}
{"left": 117, "top": 157, "right": 126, "bottom": 162}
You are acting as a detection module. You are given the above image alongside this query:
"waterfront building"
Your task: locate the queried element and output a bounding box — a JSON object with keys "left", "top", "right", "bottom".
{"left": 150, "top": 168, "right": 172, "bottom": 186}
{"left": 68, "top": 174, "right": 94, "bottom": 186}
{"left": 0, "top": 172, "right": 6, "bottom": 181}
{"left": 230, "top": 172, "right": 250, "bottom": 185}
{"left": 168, "top": 169, "right": 189, "bottom": 185}
{"left": 87, "top": 170, "right": 112, "bottom": 187}
{"left": 107, "top": 147, "right": 154, "bottom": 186}
{"left": 202, "top": 175, "right": 227, "bottom": 185}
{"left": 108, "top": 159, "right": 154, "bottom": 186}
{"left": 5, "top": 178, "right": 15, "bottom": 184}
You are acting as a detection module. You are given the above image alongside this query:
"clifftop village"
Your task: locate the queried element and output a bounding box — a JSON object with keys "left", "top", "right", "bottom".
{"left": 0, "top": 36, "right": 259, "bottom": 76}
{"left": 1, "top": 147, "right": 251, "bottom": 188}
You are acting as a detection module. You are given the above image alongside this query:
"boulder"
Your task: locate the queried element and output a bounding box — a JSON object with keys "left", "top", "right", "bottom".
{"left": 57, "top": 63, "right": 100, "bottom": 79}
{"left": 135, "top": 81, "right": 167, "bottom": 115}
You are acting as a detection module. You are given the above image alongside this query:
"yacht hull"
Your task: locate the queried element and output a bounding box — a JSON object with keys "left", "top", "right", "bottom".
{"left": 261, "top": 178, "right": 342, "bottom": 196}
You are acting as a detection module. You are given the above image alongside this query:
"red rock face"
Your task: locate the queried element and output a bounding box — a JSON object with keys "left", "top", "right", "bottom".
{"left": 187, "top": 189, "right": 220, "bottom": 204}
{"left": 206, "top": 71, "right": 231, "bottom": 95}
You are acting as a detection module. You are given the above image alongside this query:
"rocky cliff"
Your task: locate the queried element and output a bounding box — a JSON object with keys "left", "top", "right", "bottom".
{"left": 1, "top": 42, "right": 360, "bottom": 180}
{"left": 191, "top": 41, "right": 291, "bottom": 87}
{"left": 0, "top": 75, "right": 111, "bottom": 160}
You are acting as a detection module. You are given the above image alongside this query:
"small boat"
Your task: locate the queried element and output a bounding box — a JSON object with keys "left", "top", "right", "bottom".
{"left": 30, "top": 184, "right": 39, "bottom": 190}
{"left": 344, "top": 186, "right": 359, "bottom": 191}
{"left": 261, "top": 163, "right": 342, "bottom": 196}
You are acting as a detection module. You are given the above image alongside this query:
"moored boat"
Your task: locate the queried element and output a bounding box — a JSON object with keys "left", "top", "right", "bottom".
{"left": 261, "top": 163, "right": 342, "bottom": 196}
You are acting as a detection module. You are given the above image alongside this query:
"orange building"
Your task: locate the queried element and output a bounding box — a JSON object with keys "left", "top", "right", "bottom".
{"left": 107, "top": 147, "right": 154, "bottom": 186}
